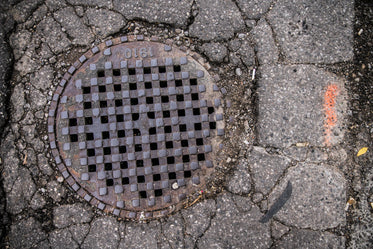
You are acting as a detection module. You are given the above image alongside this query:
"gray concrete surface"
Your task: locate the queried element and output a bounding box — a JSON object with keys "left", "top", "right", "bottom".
{"left": 0, "top": 0, "right": 372, "bottom": 248}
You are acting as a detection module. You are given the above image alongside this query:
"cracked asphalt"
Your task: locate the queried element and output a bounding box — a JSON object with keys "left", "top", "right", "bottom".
{"left": 0, "top": 0, "right": 372, "bottom": 248}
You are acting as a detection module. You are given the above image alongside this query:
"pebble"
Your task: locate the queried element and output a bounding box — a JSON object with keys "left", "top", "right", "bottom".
{"left": 57, "top": 176, "right": 64, "bottom": 183}
{"left": 235, "top": 68, "right": 242, "bottom": 76}
{"left": 175, "top": 28, "right": 182, "bottom": 34}
{"left": 172, "top": 182, "right": 179, "bottom": 189}
{"left": 238, "top": 33, "right": 245, "bottom": 39}
{"left": 226, "top": 157, "right": 232, "bottom": 163}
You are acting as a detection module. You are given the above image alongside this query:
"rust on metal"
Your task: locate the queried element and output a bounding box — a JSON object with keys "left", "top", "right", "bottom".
{"left": 48, "top": 35, "right": 225, "bottom": 220}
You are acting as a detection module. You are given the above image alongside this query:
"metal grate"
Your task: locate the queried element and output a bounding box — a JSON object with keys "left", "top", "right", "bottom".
{"left": 48, "top": 36, "right": 225, "bottom": 220}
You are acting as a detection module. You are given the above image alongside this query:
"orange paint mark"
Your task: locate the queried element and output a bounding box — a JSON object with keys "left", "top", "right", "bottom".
{"left": 324, "top": 84, "right": 339, "bottom": 146}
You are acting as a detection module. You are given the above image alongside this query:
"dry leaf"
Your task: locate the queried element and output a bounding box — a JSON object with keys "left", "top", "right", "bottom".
{"left": 345, "top": 197, "right": 357, "bottom": 211}
{"left": 23, "top": 153, "right": 28, "bottom": 165}
{"left": 357, "top": 147, "right": 368, "bottom": 157}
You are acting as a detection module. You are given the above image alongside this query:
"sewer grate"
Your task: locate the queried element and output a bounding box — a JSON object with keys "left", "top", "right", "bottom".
{"left": 48, "top": 35, "right": 225, "bottom": 220}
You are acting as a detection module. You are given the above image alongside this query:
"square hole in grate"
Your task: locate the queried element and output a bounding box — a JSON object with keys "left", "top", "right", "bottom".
{"left": 161, "top": 96, "right": 169, "bottom": 103}
{"left": 129, "top": 83, "right": 137, "bottom": 90}
{"left": 164, "top": 126, "right": 172, "bottom": 133}
{"left": 155, "top": 189, "right": 163, "bottom": 197}
{"left": 114, "top": 84, "right": 122, "bottom": 91}
{"left": 139, "top": 191, "right": 147, "bottom": 198}
{"left": 198, "top": 153, "right": 205, "bottom": 161}
{"left": 196, "top": 138, "right": 204, "bottom": 145}
{"left": 88, "top": 164, "right": 96, "bottom": 172}
{"left": 150, "top": 143, "right": 158, "bottom": 150}
{"left": 191, "top": 93, "right": 199, "bottom": 100}
{"left": 131, "top": 98, "right": 138, "bottom": 105}
{"left": 84, "top": 102, "right": 92, "bottom": 109}
{"left": 132, "top": 113, "right": 139, "bottom": 120}
{"left": 102, "top": 131, "right": 110, "bottom": 139}
{"left": 166, "top": 141, "right": 173, "bottom": 149}
{"left": 99, "top": 85, "right": 106, "bottom": 92}
{"left": 97, "top": 70, "right": 105, "bottom": 77}
{"left": 153, "top": 174, "right": 161, "bottom": 181}
{"left": 146, "top": 97, "right": 153, "bottom": 104}
{"left": 105, "top": 163, "right": 112, "bottom": 170}
{"left": 167, "top": 156, "right": 175, "bottom": 164}
{"left": 70, "top": 134, "right": 78, "bottom": 142}
{"left": 85, "top": 117, "right": 93, "bottom": 125}
{"left": 175, "top": 80, "right": 182, "bottom": 87}
{"left": 128, "top": 68, "right": 136, "bottom": 75}
{"left": 173, "top": 65, "right": 181, "bottom": 72}
{"left": 86, "top": 133, "right": 94, "bottom": 140}
{"left": 190, "top": 78, "right": 197, "bottom": 85}
{"left": 168, "top": 172, "right": 176, "bottom": 179}
{"left": 182, "top": 155, "right": 190, "bottom": 162}
{"left": 194, "top": 123, "right": 202, "bottom": 130}
{"left": 106, "top": 179, "right": 114, "bottom": 186}
{"left": 193, "top": 108, "right": 200, "bottom": 115}
{"left": 133, "top": 129, "right": 141, "bottom": 136}
{"left": 104, "top": 147, "right": 111, "bottom": 155}
{"left": 100, "top": 101, "right": 107, "bottom": 108}
{"left": 135, "top": 144, "right": 142, "bottom": 152}
{"left": 209, "top": 122, "right": 216, "bottom": 129}
{"left": 160, "top": 81, "right": 167, "bottom": 88}
{"left": 149, "top": 127, "right": 156, "bottom": 135}
{"left": 184, "top": 170, "right": 192, "bottom": 178}
{"left": 147, "top": 112, "right": 155, "bottom": 119}
{"left": 145, "top": 82, "right": 152, "bottom": 89}
{"left": 178, "top": 110, "right": 185, "bottom": 116}
{"left": 176, "top": 94, "right": 184, "bottom": 101}
{"left": 137, "top": 175, "right": 145, "bottom": 183}
{"left": 136, "top": 160, "right": 144, "bottom": 167}
{"left": 83, "top": 86, "right": 91, "bottom": 94}
{"left": 143, "top": 67, "right": 151, "bottom": 74}
{"left": 116, "top": 115, "right": 124, "bottom": 122}
{"left": 119, "top": 146, "right": 126, "bottom": 153}
{"left": 159, "top": 66, "right": 166, "bottom": 73}
{"left": 179, "top": 124, "right": 186, "bottom": 132}
{"left": 152, "top": 158, "right": 159, "bottom": 166}
{"left": 181, "top": 140, "right": 188, "bottom": 147}
{"left": 163, "top": 111, "right": 170, "bottom": 118}
{"left": 118, "top": 130, "right": 125, "bottom": 137}
{"left": 122, "top": 177, "right": 129, "bottom": 185}
{"left": 115, "top": 99, "right": 123, "bottom": 107}
{"left": 208, "top": 107, "right": 215, "bottom": 114}
{"left": 69, "top": 118, "right": 77, "bottom": 126}
{"left": 113, "top": 69, "right": 121, "bottom": 76}
{"left": 101, "top": 116, "right": 108, "bottom": 123}
{"left": 120, "top": 161, "right": 128, "bottom": 169}
{"left": 87, "top": 148, "right": 95, "bottom": 156}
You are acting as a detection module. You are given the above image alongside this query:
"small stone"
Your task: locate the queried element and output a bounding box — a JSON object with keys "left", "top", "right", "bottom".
{"left": 235, "top": 68, "right": 242, "bottom": 76}
{"left": 172, "top": 182, "right": 179, "bottom": 190}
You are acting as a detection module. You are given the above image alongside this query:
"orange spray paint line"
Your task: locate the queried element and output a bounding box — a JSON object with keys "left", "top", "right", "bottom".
{"left": 323, "top": 84, "right": 339, "bottom": 146}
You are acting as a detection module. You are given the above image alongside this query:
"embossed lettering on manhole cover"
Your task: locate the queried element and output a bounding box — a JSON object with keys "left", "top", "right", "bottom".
{"left": 48, "top": 35, "right": 225, "bottom": 220}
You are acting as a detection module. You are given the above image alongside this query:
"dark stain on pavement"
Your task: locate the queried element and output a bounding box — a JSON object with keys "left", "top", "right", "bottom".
{"left": 260, "top": 181, "right": 292, "bottom": 223}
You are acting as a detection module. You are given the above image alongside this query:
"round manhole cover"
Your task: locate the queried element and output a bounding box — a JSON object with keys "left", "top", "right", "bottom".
{"left": 48, "top": 35, "right": 225, "bottom": 220}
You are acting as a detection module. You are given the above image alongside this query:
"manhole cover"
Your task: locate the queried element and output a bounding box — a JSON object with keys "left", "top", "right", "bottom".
{"left": 48, "top": 35, "right": 225, "bottom": 220}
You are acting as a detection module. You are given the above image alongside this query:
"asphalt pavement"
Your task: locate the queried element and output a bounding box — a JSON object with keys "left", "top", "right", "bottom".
{"left": 0, "top": 0, "right": 372, "bottom": 248}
